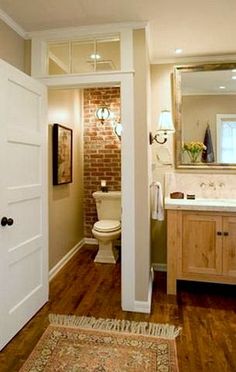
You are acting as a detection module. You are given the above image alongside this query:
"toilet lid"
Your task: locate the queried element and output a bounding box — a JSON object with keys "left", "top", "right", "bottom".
{"left": 94, "top": 220, "right": 121, "bottom": 232}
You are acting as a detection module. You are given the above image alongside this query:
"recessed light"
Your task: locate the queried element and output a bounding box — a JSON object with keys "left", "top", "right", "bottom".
{"left": 219, "top": 86, "right": 226, "bottom": 89}
{"left": 232, "top": 76, "right": 236, "bottom": 80}
{"left": 90, "top": 53, "right": 101, "bottom": 60}
{"left": 175, "top": 48, "right": 183, "bottom": 54}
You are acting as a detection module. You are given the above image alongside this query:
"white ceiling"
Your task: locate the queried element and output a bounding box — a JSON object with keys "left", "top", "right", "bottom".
{"left": 1, "top": 0, "right": 236, "bottom": 63}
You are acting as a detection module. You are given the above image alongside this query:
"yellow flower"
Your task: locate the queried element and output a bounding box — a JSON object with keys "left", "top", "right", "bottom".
{"left": 183, "top": 142, "right": 206, "bottom": 153}
{"left": 182, "top": 141, "right": 207, "bottom": 163}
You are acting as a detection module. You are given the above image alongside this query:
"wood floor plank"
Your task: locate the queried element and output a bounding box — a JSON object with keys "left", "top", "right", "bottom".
{"left": 0, "top": 245, "right": 235, "bottom": 371}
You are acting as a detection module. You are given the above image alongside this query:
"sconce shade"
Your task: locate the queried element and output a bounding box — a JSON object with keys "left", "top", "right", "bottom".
{"left": 96, "top": 106, "right": 110, "bottom": 123}
{"left": 149, "top": 110, "right": 175, "bottom": 145}
{"left": 157, "top": 110, "right": 175, "bottom": 133}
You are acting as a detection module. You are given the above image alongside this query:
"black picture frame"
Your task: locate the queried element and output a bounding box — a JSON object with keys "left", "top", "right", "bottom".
{"left": 53, "top": 124, "right": 73, "bottom": 185}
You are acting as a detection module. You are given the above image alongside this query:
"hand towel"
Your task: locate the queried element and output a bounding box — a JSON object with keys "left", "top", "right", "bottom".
{"left": 151, "top": 181, "right": 164, "bottom": 221}
{"left": 202, "top": 123, "right": 215, "bottom": 163}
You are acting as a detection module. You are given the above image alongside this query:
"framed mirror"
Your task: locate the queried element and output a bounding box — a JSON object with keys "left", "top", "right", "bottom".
{"left": 173, "top": 62, "right": 236, "bottom": 169}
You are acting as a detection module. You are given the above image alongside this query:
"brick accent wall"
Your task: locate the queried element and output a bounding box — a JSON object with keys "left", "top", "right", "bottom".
{"left": 83, "top": 87, "right": 121, "bottom": 237}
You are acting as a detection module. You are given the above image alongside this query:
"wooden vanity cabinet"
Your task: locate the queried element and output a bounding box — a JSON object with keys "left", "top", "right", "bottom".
{"left": 167, "top": 210, "right": 236, "bottom": 295}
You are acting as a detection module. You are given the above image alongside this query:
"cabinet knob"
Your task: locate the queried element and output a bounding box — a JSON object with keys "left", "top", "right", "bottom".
{"left": 223, "top": 232, "right": 229, "bottom": 236}
{"left": 217, "top": 231, "right": 222, "bottom": 236}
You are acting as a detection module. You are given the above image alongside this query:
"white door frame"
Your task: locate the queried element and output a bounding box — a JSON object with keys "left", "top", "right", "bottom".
{"left": 39, "top": 72, "right": 136, "bottom": 311}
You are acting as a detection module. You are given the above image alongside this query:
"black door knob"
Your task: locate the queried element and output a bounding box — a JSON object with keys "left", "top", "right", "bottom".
{"left": 1, "top": 217, "right": 14, "bottom": 226}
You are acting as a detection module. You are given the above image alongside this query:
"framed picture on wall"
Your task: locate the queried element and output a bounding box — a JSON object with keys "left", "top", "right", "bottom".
{"left": 53, "top": 124, "right": 73, "bottom": 185}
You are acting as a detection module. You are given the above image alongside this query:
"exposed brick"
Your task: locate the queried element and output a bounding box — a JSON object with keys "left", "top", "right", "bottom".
{"left": 83, "top": 87, "right": 121, "bottom": 237}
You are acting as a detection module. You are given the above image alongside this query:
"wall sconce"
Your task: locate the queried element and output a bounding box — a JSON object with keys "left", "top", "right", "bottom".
{"left": 95, "top": 106, "right": 110, "bottom": 124}
{"left": 149, "top": 110, "right": 175, "bottom": 145}
{"left": 112, "top": 121, "right": 122, "bottom": 140}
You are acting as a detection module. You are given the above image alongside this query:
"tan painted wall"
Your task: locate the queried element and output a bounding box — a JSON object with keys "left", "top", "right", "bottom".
{"left": 48, "top": 89, "right": 84, "bottom": 269}
{"left": 24, "top": 39, "right": 31, "bottom": 75}
{"left": 0, "top": 19, "right": 25, "bottom": 71}
{"left": 133, "top": 29, "right": 151, "bottom": 301}
{"left": 151, "top": 64, "right": 175, "bottom": 265}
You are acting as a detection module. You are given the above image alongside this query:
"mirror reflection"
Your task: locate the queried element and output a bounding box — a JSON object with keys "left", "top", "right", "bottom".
{"left": 174, "top": 63, "right": 236, "bottom": 168}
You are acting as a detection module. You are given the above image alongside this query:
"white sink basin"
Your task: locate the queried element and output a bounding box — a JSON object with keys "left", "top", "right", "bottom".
{"left": 165, "top": 197, "right": 236, "bottom": 212}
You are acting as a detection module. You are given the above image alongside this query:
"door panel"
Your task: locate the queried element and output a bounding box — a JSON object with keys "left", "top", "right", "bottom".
{"left": 182, "top": 213, "right": 222, "bottom": 275}
{"left": 0, "top": 60, "right": 48, "bottom": 350}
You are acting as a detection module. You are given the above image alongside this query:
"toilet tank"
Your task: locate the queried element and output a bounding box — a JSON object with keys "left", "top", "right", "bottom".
{"left": 93, "top": 191, "right": 121, "bottom": 220}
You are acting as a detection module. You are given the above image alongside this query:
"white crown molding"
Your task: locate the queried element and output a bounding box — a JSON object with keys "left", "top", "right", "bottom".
{"left": 0, "top": 8, "right": 27, "bottom": 39}
{"left": 28, "top": 21, "right": 148, "bottom": 40}
{"left": 151, "top": 54, "right": 236, "bottom": 65}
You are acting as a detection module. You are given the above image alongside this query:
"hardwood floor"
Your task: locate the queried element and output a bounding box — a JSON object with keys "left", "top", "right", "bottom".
{"left": 0, "top": 245, "right": 235, "bottom": 371}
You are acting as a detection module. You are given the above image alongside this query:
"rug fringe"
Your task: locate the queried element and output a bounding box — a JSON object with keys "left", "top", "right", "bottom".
{"left": 49, "top": 314, "right": 181, "bottom": 339}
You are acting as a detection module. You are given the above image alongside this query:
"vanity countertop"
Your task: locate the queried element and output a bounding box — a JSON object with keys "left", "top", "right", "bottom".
{"left": 165, "top": 197, "right": 236, "bottom": 212}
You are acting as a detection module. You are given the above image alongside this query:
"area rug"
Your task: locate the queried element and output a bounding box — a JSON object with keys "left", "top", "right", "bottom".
{"left": 20, "top": 314, "right": 181, "bottom": 371}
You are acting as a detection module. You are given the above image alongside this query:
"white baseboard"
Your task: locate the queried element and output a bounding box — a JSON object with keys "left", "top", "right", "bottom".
{"left": 83, "top": 237, "right": 98, "bottom": 245}
{"left": 152, "top": 263, "right": 167, "bottom": 272}
{"left": 133, "top": 269, "right": 153, "bottom": 314}
{"left": 49, "top": 239, "right": 85, "bottom": 281}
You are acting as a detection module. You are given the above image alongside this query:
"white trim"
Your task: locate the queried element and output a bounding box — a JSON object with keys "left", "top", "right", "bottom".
{"left": 49, "top": 239, "right": 85, "bottom": 281}
{"left": 38, "top": 71, "right": 134, "bottom": 87}
{"left": 0, "top": 9, "right": 27, "bottom": 39}
{"left": 133, "top": 271, "right": 153, "bottom": 313}
{"left": 151, "top": 54, "right": 236, "bottom": 65}
{"left": 33, "top": 30, "right": 137, "bottom": 313}
{"left": 121, "top": 74, "right": 135, "bottom": 312}
{"left": 83, "top": 237, "right": 98, "bottom": 245}
{"left": 216, "top": 113, "right": 236, "bottom": 163}
{"left": 152, "top": 263, "right": 167, "bottom": 272}
{"left": 28, "top": 22, "right": 147, "bottom": 40}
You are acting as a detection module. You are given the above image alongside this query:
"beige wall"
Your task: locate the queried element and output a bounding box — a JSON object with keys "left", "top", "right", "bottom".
{"left": 48, "top": 89, "right": 84, "bottom": 269}
{"left": 151, "top": 64, "right": 175, "bottom": 265}
{"left": 133, "top": 29, "right": 151, "bottom": 301}
{"left": 0, "top": 19, "right": 25, "bottom": 71}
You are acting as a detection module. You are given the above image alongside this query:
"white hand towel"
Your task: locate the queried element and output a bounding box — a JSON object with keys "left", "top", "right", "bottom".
{"left": 151, "top": 181, "right": 164, "bottom": 221}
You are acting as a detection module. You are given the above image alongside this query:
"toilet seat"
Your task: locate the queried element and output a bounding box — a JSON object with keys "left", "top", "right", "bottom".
{"left": 94, "top": 220, "right": 121, "bottom": 233}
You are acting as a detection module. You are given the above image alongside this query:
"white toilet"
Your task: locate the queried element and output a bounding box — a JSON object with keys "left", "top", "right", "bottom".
{"left": 92, "top": 191, "right": 121, "bottom": 263}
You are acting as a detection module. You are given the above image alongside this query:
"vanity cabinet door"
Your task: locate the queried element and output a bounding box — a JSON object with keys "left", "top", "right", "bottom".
{"left": 182, "top": 213, "right": 222, "bottom": 276}
{"left": 222, "top": 216, "right": 236, "bottom": 277}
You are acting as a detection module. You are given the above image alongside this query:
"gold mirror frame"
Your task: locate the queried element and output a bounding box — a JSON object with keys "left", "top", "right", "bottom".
{"left": 173, "top": 62, "right": 236, "bottom": 169}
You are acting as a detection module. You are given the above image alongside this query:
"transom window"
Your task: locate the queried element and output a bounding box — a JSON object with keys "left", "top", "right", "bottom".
{"left": 48, "top": 35, "right": 120, "bottom": 75}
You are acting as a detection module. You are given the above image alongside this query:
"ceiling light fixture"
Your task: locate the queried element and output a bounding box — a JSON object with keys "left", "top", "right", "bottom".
{"left": 175, "top": 48, "right": 183, "bottom": 54}
{"left": 232, "top": 76, "right": 236, "bottom": 80}
{"left": 90, "top": 53, "right": 101, "bottom": 60}
{"left": 232, "top": 69, "right": 236, "bottom": 72}
{"left": 219, "top": 86, "right": 226, "bottom": 89}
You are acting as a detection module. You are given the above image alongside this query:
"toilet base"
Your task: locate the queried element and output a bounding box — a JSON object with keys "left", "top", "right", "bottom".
{"left": 94, "top": 240, "right": 119, "bottom": 264}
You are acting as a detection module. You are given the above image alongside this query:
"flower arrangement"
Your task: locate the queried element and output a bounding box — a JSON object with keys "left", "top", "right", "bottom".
{"left": 183, "top": 141, "right": 207, "bottom": 163}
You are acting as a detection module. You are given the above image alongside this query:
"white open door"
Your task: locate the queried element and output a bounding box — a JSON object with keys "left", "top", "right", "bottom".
{"left": 0, "top": 60, "right": 48, "bottom": 350}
